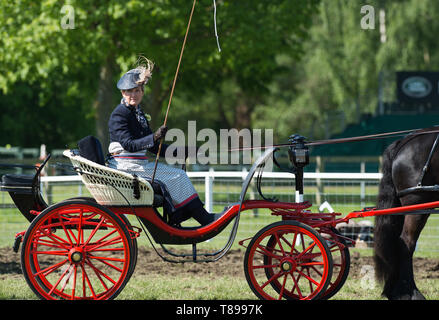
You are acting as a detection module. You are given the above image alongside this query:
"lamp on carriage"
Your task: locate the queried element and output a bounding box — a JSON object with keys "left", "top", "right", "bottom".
{"left": 288, "top": 134, "right": 309, "bottom": 168}
{"left": 288, "top": 134, "right": 309, "bottom": 203}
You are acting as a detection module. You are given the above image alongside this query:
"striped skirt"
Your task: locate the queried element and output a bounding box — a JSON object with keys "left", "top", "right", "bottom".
{"left": 107, "top": 153, "right": 198, "bottom": 209}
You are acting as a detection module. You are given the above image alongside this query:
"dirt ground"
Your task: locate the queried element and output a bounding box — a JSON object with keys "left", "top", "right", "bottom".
{"left": 2, "top": 246, "right": 439, "bottom": 281}
{"left": 132, "top": 247, "right": 439, "bottom": 281}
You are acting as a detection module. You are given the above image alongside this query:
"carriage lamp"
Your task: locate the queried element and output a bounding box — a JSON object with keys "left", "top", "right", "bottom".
{"left": 288, "top": 134, "right": 309, "bottom": 168}
{"left": 288, "top": 134, "right": 309, "bottom": 203}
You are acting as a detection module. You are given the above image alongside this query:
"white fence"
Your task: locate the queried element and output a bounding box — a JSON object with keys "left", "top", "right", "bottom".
{"left": 39, "top": 170, "right": 383, "bottom": 212}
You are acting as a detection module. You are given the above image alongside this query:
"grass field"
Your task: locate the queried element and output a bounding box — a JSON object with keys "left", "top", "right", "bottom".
{"left": 1, "top": 247, "right": 439, "bottom": 300}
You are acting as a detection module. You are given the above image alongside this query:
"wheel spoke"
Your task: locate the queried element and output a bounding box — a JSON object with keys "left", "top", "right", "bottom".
{"left": 278, "top": 233, "right": 298, "bottom": 255}
{"left": 33, "top": 258, "right": 69, "bottom": 277}
{"left": 260, "top": 270, "right": 283, "bottom": 289}
{"left": 60, "top": 264, "right": 75, "bottom": 293}
{"left": 57, "top": 212, "right": 75, "bottom": 246}
{"left": 86, "top": 233, "right": 121, "bottom": 252}
{"left": 36, "top": 230, "right": 71, "bottom": 250}
{"left": 254, "top": 243, "right": 283, "bottom": 260}
{"left": 77, "top": 209, "right": 84, "bottom": 246}
{"left": 83, "top": 214, "right": 106, "bottom": 247}
{"left": 70, "top": 264, "right": 77, "bottom": 300}
{"left": 295, "top": 267, "right": 320, "bottom": 287}
{"left": 277, "top": 274, "right": 288, "bottom": 300}
{"left": 80, "top": 263, "right": 97, "bottom": 299}
{"left": 300, "top": 261, "right": 325, "bottom": 267}
{"left": 31, "top": 238, "right": 68, "bottom": 250}
{"left": 295, "top": 241, "right": 317, "bottom": 260}
{"left": 88, "top": 254, "right": 125, "bottom": 264}
{"left": 33, "top": 249, "right": 69, "bottom": 257}
{"left": 47, "top": 262, "right": 72, "bottom": 296}
{"left": 289, "top": 272, "right": 304, "bottom": 299}
{"left": 310, "top": 265, "right": 323, "bottom": 279}
{"left": 274, "top": 232, "right": 286, "bottom": 256}
{"left": 86, "top": 258, "right": 117, "bottom": 287}
{"left": 289, "top": 230, "right": 299, "bottom": 255}
{"left": 252, "top": 263, "right": 280, "bottom": 270}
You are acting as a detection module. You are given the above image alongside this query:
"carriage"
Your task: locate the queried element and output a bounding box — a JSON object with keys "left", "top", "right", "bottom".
{"left": 2, "top": 133, "right": 439, "bottom": 300}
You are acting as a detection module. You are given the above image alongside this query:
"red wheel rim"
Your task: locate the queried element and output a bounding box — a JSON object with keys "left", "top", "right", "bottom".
{"left": 319, "top": 229, "right": 350, "bottom": 300}
{"left": 245, "top": 222, "right": 332, "bottom": 300}
{"left": 22, "top": 204, "right": 132, "bottom": 300}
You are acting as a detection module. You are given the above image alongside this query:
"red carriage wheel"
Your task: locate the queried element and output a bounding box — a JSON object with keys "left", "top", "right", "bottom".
{"left": 65, "top": 197, "right": 138, "bottom": 282}
{"left": 318, "top": 228, "right": 350, "bottom": 300}
{"left": 21, "top": 200, "right": 134, "bottom": 300}
{"left": 244, "top": 221, "right": 333, "bottom": 300}
{"left": 116, "top": 213, "right": 138, "bottom": 282}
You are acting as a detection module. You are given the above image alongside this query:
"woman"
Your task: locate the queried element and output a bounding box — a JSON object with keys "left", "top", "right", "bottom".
{"left": 107, "top": 59, "right": 218, "bottom": 226}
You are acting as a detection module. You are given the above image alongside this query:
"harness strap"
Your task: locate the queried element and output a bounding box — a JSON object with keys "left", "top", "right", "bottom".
{"left": 396, "top": 133, "right": 439, "bottom": 197}
{"left": 229, "top": 127, "right": 439, "bottom": 151}
{"left": 305, "top": 127, "right": 439, "bottom": 147}
{"left": 417, "top": 133, "right": 439, "bottom": 187}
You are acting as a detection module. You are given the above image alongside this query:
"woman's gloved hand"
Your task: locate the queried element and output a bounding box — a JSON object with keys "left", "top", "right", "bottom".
{"left": 153, "top": 125, "right": 168, "bottom": 142}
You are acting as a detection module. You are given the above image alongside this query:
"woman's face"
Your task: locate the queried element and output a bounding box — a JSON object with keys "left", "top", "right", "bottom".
{"left": 121, "top": 86, "right": 144, "bottom": 106}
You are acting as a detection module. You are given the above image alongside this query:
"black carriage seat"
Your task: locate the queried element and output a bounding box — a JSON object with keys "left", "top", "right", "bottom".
{"left": 78, "top": 135, "right": 106, "bottom": 165}
{"left": 77, "top": 135, "right": 168, "bottom": 208}
{"left": 2, "top": 174, "right": 34, "bottom": 191}
{"left": 0, "top": 155, "right": 50, "bottom": 222}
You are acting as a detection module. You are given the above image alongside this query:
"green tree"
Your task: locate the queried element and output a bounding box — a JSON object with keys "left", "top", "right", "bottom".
{"left": 377, "top": 0, "right": 439, "bottom": 70}
{"left": 0, "top": 0, "right": 319, "bottom": 150}
{"left": 253, "top": 0, "right": 383, "bottom": 142}
{"left": 255, "top": 0, "right": 439, "bottom": 144}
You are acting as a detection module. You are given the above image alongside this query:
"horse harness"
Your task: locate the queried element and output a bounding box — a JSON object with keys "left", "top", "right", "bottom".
{"left": 397, "top": 133, "right": 439, "bottom": 197}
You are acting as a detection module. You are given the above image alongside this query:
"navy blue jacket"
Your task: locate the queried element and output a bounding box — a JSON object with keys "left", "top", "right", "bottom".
{"left": 108, "top": 103, "right": 168, "bottom": 155}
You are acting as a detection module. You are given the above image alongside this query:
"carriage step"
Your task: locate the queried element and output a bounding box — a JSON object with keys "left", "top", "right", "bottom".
{"left": 13, "top": 232, "right": 25, "bottom": 253}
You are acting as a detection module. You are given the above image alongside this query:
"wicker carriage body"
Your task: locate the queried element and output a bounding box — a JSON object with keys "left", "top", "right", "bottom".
{"left": 63, "top": 150, "right": 154, "bottom": 207}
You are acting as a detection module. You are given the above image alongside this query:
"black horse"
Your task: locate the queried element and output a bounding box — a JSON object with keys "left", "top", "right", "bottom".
{"left": 374, "top": 129, "right": 439, "bottom": 300}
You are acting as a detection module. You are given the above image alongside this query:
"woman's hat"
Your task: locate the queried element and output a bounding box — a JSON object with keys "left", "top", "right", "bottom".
{"left": 117, "top": 58, "right": 154, "bottom": 90}
{"left": 117, "top": 69, "right": 146, "bottom": 90}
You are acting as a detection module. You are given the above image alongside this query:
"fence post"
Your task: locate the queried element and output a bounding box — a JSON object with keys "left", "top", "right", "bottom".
{"left": 315, "top": 156, "right": 323, "bottom": 206}
{"left": 205, "top": 168, "right": 214, "bottom": 213}
{"left": 360, "top": 161, "right": 366, "bottom": 207}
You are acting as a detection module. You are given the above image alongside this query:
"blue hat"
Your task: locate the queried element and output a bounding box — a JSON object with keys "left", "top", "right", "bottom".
{"left": 117, "top": 68, "right": 148, "bottom": 90}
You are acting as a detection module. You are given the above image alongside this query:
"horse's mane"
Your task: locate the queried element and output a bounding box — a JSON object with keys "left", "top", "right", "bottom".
{"left": 389, "top": 126, "right": 439, "bottom": 160}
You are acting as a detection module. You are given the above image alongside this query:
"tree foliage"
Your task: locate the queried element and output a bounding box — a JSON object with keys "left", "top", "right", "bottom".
{"left": 252, "top": 0, "right": 439, "bottom": 143}
{"left": 253, "top": 0, "right": 384, "bottom": 142}
{"left": 3, "top": 0, "right": 437, "bottom": 151}
{"left": 0, "top": 0, "right": 319, "bottom": 150}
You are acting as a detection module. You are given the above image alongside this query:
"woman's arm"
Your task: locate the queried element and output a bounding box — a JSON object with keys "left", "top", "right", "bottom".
{"left": 109, "top": 106, "right": 155, "bottom": 152}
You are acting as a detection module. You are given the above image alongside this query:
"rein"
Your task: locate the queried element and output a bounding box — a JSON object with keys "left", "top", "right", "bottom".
{"left": 305, "top": 128, "right": 430, "bottom": 146}
{"left": 228, "top": 127, "right": 439, "bottom": 152}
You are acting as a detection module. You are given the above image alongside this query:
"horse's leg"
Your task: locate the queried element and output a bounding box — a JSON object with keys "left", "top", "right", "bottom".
{"left": 374, "top": 214, "right": 404, "bottom": 298}
{"left": 389, "top": 213, "right": 429, "bottom": 300}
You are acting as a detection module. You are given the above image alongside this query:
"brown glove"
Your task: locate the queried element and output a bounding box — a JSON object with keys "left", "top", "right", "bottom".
{"left": 153, "top": 125, "right": 168, "bottom": 142}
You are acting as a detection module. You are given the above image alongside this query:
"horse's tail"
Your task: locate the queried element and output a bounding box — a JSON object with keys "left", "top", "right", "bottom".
{"left": 373, "top": 141, "right": 404, "bottom": 297}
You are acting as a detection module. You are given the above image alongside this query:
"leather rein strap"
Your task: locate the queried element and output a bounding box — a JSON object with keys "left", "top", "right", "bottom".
{"left": 230, "top": 127, "right": 439, "bottom": 152}
{"left": 305, "top": 127, "right": 439, "bottom": 147}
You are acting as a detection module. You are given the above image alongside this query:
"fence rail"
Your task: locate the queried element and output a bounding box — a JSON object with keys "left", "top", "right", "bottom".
{"left": 39, "top": 171, "right": 383, "bottom": 212}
